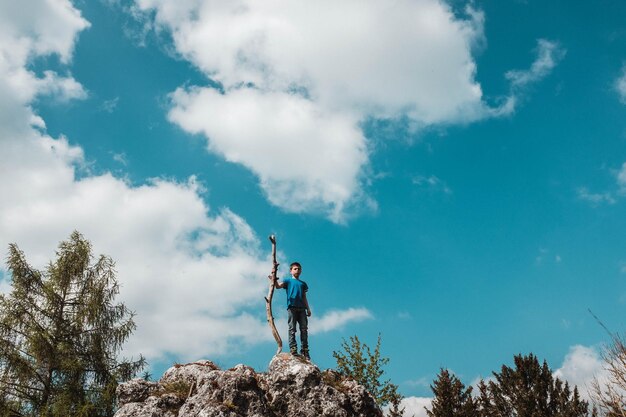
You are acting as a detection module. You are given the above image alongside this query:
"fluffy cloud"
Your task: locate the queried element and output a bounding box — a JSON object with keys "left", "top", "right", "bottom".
{"left": 139, "top": 0, "right": 486, "bottom": 122}
{"left": 309, "top": 308, "right": 373, "bottom": 333}
{"left": 132, "top": 0, "right": 562, "bottom": 222}
{"left": 0, "top": 0, "right": 88, "bottom": 138}
{"left": 6, "top": 181, "right": 269, "bottom": 361}
{"left": 273, "top": 308, "right": 373, "bottom": 347}
{"left": 0, "top": 0, "right": 370, "bottom": 364}
{"left": 0, "top": 0, "right": 89, "bottom": 63}
{"left": 37, "top": 70, "right": 88, "bottom": 101}
{"left": 147, "top": 0, "right": 485, "bottom": 222}
{"left": 0, "top": 97, "right": 271, "bottom": 362}
{"left": 392, "top": 396, "right": 431, "bottom": 417}
{"left": 168, "top": 87, "right": 370, "bottom": 222}
{"left": 0, "top": 0, "right": 91, "bottom": 266}
{"left": 616, "top": 65, "right": 626, "bottom": 104}
{"left": 554, "top": 345, "right": 607, "bottom": 401}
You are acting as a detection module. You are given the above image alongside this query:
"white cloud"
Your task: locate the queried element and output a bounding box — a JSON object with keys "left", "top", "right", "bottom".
{"left": 112, "top": 151, "right": 128, "bottom": 165}
{"left": 273, "top": 307, "right": 374, "bottom": 346}
{"left": 0, "top": 0, "right": 88, "bottom": 137}
{"left": 506, "top": 39, "right": 566, "bottom": 89}
{"left": 554, "top": 345, "right": 607, "bottom": 401}
{"left": 0, "top": 0, "right": 370, "bottom": 365}
{"left": 405, "top": 376, "right": 430, "bottom": 388}
{"left": 393, "top": 396, "right": 431, "bottom": 417}
{"left": 37, "top": 70, "right": 88, "bottom": 101}
{"left": 309, "top": 308, "right": 373, "bottom": 334}
{"left": 412, "top": 174, "right": 453, "bottom": 195}
{"left": 168, "top": 87, "right": 371, "bottom": 222}
{"left": 133, "top": 0, "right": 561, "bottom": 222}
{"left": 490, "top": 39, "right": 566, "bottom": 118}
{"left": 102, "top": 96, "right": 120, "bottom": 113}
{"left": 616, "top": 65, "right": 626, "bottom": 104}
{"left": 577, "top": 162, "right": 626, "bottom": 205}
{"left": 0, "top": 131, "right": 271, "bottom": 361}
{"left": 577, "top": 187, "right": 617, "bottom": 205}
{"left": 0, "top": 0, "right": 90, "bottom": 63}
{"left": 140, "top": 0, "right": 487, "bottom": 123}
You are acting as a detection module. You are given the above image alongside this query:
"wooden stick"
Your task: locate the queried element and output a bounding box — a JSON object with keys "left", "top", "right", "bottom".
{"left": 266, "top": 234, "right": 282, "bottom": 355}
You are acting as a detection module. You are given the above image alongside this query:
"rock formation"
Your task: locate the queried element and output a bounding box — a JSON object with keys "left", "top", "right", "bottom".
{"left": 115, "top": 353, "right": 383, "bottom": 417}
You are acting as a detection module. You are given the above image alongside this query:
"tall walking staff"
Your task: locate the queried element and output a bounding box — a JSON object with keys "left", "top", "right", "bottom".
{"left": 265, "top": 234, "right": 283, "bottom": 355}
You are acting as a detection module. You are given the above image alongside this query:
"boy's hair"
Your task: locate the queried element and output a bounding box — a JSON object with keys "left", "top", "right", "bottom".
{"left": 290, "top": 262, "right": 302, "bottom": 269}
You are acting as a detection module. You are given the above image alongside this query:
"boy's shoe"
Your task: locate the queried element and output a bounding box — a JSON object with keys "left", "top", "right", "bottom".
{"left": 301, "top": 350, "right": 310, "bottom": 360}
{"left": 290, "top": 348, "right": 298, "bottom": 355}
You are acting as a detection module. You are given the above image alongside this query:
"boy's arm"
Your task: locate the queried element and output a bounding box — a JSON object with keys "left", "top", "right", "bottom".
{"left": 268, "top": 274, "right": 286, "bottom": 288}
{"left": 303, "top": 292, "right": 311, "bottom": 316}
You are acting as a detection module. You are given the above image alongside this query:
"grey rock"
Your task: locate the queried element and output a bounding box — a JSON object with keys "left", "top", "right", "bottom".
{"left": 115, "top": 353, "right": 383, "bottom": 417}
{"left": 117, "top": 378, "right": 159, "bottom": 405}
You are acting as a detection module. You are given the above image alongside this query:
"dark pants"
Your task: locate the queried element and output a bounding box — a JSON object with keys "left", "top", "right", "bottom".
{"left": 288, "top": 307, "right": 308, "bottom": 353}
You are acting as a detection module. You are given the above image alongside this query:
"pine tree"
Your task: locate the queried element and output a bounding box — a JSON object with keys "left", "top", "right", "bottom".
{"left": 477, "top": 353, "right": 589, "bottom": 417}
{"left": 333, "top": 334, "right": 402, "bottom": 408}
{"left": 426, "top": 368, "right": 477, "bottom": 417}
{"left": 387, "top": 393, "right": 406, "bottom": 417}
{"left": 0, "top": 232, "right": 145, "bottom": 417}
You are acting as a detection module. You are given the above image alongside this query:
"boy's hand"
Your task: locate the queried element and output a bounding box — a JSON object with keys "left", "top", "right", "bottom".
{"left": 306, "top": 309, "right": 311, "bottom": 317}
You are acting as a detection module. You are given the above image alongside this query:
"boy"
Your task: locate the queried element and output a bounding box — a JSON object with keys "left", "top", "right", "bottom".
{"left": 271, "top": 262, "right": 311, "bottom": 359}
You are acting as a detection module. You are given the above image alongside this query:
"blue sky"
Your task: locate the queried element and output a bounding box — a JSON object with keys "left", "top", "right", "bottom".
{"left": 1, "top": 0, "right": 626, "bottom": 414}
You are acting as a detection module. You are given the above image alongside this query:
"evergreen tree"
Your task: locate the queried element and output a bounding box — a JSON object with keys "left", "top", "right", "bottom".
{"left": 333, "top": 334, "right": 402, "bottom": 408}
{"left": 477, "top": 353, "right": 589, "bottom": 417}
{"left": 387, "top": 393, "right": 406, "bottom": 417}
{"left": 0, "top": 232, "right": 145, "bottom": 417}
{"left": 426, "top": 368, "right": 477, "bottom": 417}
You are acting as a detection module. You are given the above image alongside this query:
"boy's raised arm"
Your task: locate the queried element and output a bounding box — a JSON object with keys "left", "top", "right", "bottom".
{"left": 268, "top": 274, "right": 286, "bottom": 288}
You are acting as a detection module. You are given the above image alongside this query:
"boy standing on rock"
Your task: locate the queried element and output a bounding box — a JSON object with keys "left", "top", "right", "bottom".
{"left": 271, "top": 262, "right": 311, "bottom": 359}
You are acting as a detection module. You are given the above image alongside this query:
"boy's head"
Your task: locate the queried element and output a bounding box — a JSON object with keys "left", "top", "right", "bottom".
{"left": 290, "top": 262, "right": 302, "bottom": 278}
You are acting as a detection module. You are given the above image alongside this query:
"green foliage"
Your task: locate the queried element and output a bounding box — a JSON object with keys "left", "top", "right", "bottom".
{"left": 157, "top": 381, "right": 191, "bottom": 402}
{"left": 387, "top": 394, "right": 407, "bottom": 417}
{"left": 478, "top": 353, "right": 589, "bottom": 417}
{"left": 426, "top": 369, "right": 477, "bottom": 417}
{"left": 321, "top": 371, "right": 350, "bottom": 395}
{"left": 0, "top": 232, "right": 145, "bottom": 417}
{"left": 333, "top": 334, "right": 402, "bottom": 408}
{"left": 222, "top": 400, "right": 237, "bottom": 410}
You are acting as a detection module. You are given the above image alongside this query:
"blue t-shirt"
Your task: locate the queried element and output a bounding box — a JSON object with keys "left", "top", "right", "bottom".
{"left": 281, "top": 277, "right": 308, "bottom": 309}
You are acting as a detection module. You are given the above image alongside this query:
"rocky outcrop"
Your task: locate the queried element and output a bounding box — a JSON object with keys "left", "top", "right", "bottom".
{"left": 115, "top": 353, "right": 383, "bottom": 417}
